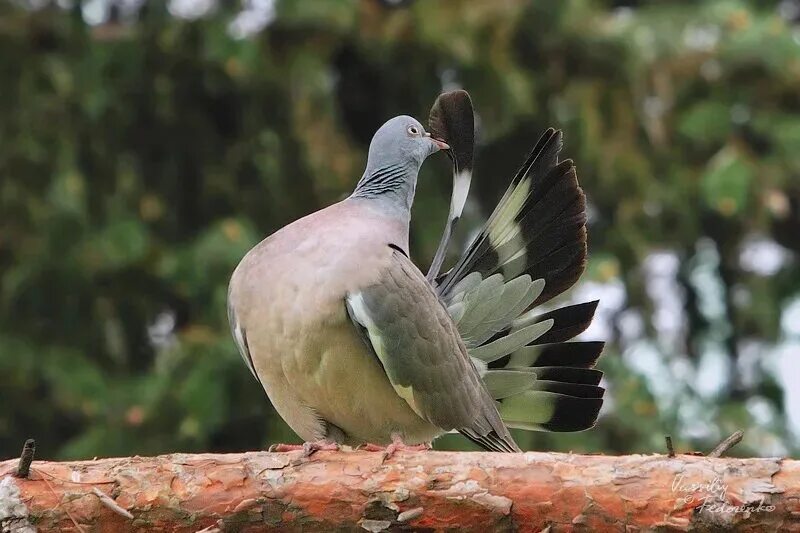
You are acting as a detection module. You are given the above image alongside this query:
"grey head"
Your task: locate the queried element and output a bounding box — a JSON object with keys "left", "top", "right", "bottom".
{"left": 352, "top": 115, "right": 449, "bottom": 210}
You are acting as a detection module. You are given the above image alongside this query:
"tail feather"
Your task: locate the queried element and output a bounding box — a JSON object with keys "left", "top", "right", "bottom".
{"left": 427, "top": 90, "right": 475, "bottom": 282}
{"left": 483, "top": 369, "right": 539, "bottom": 400}
{"left": 468, "top": 319, "right": 553, "bottom": 363}
{"left": 432, "top": 126, "right": 604, "bottom": 437}
{"left": 481, "top": 366, "right": 604, "bottom": 431}
{"left": 531, "top": 380, "right": 605, "bottom": 399}
{"left": 498, "top": 391, "right": 603, "bottom": 432}
{"left": 526, "top": 366, "right": 603, "bottom": 385}
{"left": 473, "top": 160, "right": 584, "bottom": 280}
{"left": 488, "top": 341, "right": 605, "bottom": 370}
{"left": 525, "top": 300, "right": 598, "bottom": 345}
{"left": 438, "top": 129, "right": 585, "bottom": 308}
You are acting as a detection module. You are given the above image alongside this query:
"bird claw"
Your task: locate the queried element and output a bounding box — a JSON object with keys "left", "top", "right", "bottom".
{"left": 268, "top": 441, "right": 340, "bottom": 456}
{"left": 359, "top": 437, "right": 431, "bottom": 462}
{"left": 357, "top": 443, "right": 388, "bottom": 452}
{"left": 268, "top": 443, "right": 303, "bottom": 453}
{"left": 302, "top": 441, "right": 340, "bottom": 457}
{"left": 383, "top": 441, "right": 431, "bottom": 459}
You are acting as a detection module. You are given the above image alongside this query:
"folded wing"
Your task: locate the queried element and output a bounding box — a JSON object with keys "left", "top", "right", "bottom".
{"left": 346, "top": 246, "right": 521, "bottom": 452}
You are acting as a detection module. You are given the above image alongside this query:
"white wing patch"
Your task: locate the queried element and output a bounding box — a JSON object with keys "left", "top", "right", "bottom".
{"left": 345, "top": 292, "right": 423, "bottom": 417}
{"left": 228, "top": 301, "right": 259, "bottom": 383}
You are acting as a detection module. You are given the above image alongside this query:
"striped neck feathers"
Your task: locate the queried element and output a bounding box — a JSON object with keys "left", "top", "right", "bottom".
{"left": 351, "top": 162, "right": 419, "bottom": 212}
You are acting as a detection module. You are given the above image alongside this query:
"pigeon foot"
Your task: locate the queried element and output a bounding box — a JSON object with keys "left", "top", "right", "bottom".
{"left": 269, "top": 441, "right": 340, "bottom": 457}
{"left": 360, "top": 434, "right": 431, "bottom": 462}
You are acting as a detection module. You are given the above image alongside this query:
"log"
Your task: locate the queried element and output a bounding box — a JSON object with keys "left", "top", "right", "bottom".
{"left": 1, "top": 450, "right": 798, "bottom": 532}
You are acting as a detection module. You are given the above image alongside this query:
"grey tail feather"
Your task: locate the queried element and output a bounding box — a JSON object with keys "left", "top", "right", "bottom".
{"left": 459, "top": 427, "right": 521, "bottom": 453}
{"left": 495, "top": 365, "right": 605, "bottom": 432}
{"left": 499, "top": 392, "right": 604, "bottom": 432}
{"left": 482, "top": 300, "right": 600, "bottom": 353}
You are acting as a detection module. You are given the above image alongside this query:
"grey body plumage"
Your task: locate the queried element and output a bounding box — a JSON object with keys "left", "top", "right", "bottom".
{"left": 228, "top": 95, "right": 604, "bottom": 451}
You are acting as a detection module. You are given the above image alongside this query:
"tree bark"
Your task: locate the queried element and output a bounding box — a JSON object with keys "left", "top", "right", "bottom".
{"left": 1, "top": 451, "right": 798, "bottom": 532}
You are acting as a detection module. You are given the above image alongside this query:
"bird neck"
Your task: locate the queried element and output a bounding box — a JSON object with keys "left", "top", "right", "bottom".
{"left": 350, "top": 161, "right": 418, "bottom": 223}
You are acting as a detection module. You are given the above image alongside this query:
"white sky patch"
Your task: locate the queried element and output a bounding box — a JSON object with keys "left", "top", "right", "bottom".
{"left": 762, "top": 297, "right": 800, "bottom": 440}
{"left": 780, "top": 296, "right": 800, "bottom": 337}
{"left": 689, "top": 238, "right": 726, "bottom": 322}
{"left": 618, "top": 308, "right": 645, "bottom": 348}
{"left": 147, "top": 310, "right": 176, "bottom": 349}
{"left": 81, "top": 0, "right": 109, "bottom": 25}
{"left": 739, "top": 235, "right": 790, "bottom": 276}
{"left": 779, "top": 0, "right": 800, "bottom": 22}
{"left": 686, "top": 239, "right": 734, "bottom": 398}
{"left": 438, "top": 67, "right": 461, "bottom": 92}
{"left": 768, "top": 341, "right": 800, "bottom": 441}
{"left": 746, "top": 396, "right": 776, "bottom": 426}
{"left": 678, "top": 398, "right": 717, "bottom": 441}
{"left": 693, "top": 344, "right": 730, "bottom": 399}
{"left": 573, "top": 279, "right": 626, "bottom": 341}
{"left": 737, "top": 338, "right": 766, "bottom": 390}
{"left": 683, "top": 24, "right": 720, "bottom": 52}
{"left": 670, "top": 356, "right": 695, "bottom": 384}
{"left": 228, "top": 0, "right": 277, "bottom": 39}
{"left": 611, "top": 6, "right": 634, "bottom": 28}
{"left": 643, "top": 250, "right": 687, "bottom": 350}
{"left": 168, "top": 0, "right": 216, "bottom": 19}
{"left": 597, "top": 375, "right": 614, "bottom": 416}
{"left": 623, "top": 340, "right": 682, "bottom": 408}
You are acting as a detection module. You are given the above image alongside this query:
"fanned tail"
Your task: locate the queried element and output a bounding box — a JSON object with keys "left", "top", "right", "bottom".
{"left": 436, "top": 128, "right": 604, "bottom": 433}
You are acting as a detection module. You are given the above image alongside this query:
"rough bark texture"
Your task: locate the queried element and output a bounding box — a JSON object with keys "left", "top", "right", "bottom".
{"left": 1, "top": 450, "right": 798, "bottom": 532}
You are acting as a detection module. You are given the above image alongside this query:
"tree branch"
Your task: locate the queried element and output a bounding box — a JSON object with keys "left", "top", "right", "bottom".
{"left": 1, "top": 451, "right": 797, "bottom": 532}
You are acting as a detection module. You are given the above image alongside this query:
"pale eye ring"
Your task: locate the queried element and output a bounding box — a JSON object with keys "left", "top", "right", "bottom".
{"left": 407, "top": 125, "right": 421, "bottom": 136}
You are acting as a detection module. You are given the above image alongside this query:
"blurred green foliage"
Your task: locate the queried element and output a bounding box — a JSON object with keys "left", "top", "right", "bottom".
{"left": 1, "top": 0, "right": 799, "bottom": 460}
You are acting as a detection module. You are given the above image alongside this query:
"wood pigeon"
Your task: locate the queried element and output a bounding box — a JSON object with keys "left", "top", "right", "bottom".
{"left": 227, "top": 91, "right": 604, "bottom": 454}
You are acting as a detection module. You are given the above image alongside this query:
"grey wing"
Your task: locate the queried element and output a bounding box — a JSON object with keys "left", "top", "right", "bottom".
{"left": 227, "top": 283, "right": 260, "bottom": 383}
{"left": 345, "top": 247, "right": 520, "bottom": 452}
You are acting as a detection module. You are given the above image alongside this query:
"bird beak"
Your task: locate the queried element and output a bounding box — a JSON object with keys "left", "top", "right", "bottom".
{"left": 425, "top": 132, "right": 450, "bottom": 151}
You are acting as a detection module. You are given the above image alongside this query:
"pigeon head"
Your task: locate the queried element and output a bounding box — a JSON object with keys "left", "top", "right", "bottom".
{"left": 352, "top": 115, "right": 450, "bottom": 205}
{"left": 367, "top": 115, "right": 450, "bottom": 169}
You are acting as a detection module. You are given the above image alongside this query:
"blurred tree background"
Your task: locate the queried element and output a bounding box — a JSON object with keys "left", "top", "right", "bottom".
{"left": 1, "top": 0, "right": 799, "bottom": 461}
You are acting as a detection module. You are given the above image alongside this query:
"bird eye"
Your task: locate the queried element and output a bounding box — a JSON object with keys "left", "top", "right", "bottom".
{"left": 407, "top": 125, "right": 421, "bottom": 136}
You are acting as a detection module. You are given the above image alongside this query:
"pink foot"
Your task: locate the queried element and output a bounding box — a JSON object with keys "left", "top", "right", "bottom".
{"left": 269, "top": 440, "right": 340, "bottom": 457}
{"left": 360, "top": 435, "right": 431, "bottom": 462}
{"left": 268, "top": 443, "right": 304, "bottom": 452}
{"left": 358, "top": 442, "right": 388, "bottom": 452}
{"left": 386, "top": 441, "right": 431, "bottom": 453}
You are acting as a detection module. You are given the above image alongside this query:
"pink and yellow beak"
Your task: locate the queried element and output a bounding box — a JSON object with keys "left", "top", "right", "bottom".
{"left": 425, "top": 131, "right": 450, "bottom": 151}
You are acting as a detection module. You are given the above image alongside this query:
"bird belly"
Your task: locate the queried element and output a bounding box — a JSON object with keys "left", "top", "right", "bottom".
{"left": 242, "top": 270, "right": 441, "bottom": 445}
{"left": 283, "top": 317, "right": 442, "bottom": 446}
